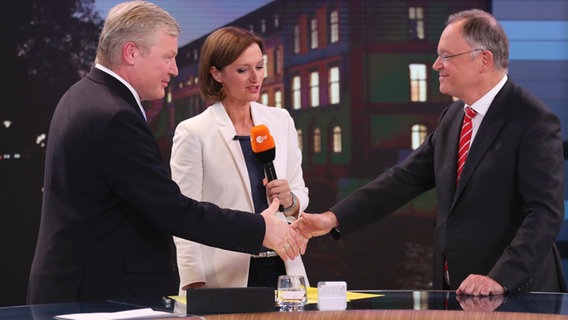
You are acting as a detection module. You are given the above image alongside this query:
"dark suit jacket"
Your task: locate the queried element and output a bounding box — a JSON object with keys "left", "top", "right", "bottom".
{"left": 27, "top": 68, "right": 265, "bottom": 304}
{"left": 332, "top": 79, "right": 566, "bottom": 293}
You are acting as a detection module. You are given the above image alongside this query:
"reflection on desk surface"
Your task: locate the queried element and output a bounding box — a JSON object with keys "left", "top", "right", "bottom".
{"left": 2, "top": 290, "right": 568, "bottom": 319}
{"left": 347, "top": 290, "right": 568, "bottom": 314}
{"left": 203, "top": 309, "right": 568, "bottom": 320}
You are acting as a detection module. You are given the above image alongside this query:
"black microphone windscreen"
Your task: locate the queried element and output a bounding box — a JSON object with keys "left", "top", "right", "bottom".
{"left": 255, "top": 149, "right": 275, "bottom": 163}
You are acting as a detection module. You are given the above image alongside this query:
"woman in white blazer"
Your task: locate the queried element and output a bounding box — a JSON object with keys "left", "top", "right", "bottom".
{"left": 171, "top": 27, "right": 309, "bottom": 293}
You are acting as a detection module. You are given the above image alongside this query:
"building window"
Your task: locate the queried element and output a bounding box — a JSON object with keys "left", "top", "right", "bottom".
{"left": 275, "top": 90, "right": 282, "bottom": 108}
{"left": 409, "top": 63, "right": 427, "bottom": 102}
{"left": 313, "top": 128, "right": 321, "bottom": 153}
{"left": 293, "top": 25, "right": 300, "bottom": 54}
{"left": 411, "top": 124, "right": 428, "bottom": 150}
{"left": 193, "top": 49, "right": 198, "bottom": 61}
{"left": 274, "top": 48, "right": 283, "bottom": 75}
{"left": 249, "top": 24, "right": 254, "bottom": 33}
{"left": 409, "top": 7, "right": 425, "bottom": 40}
{"left": 330, "top": 9, "right": 339, "bottom": 43}
{"left": 292, "top": 76, "right": 301, "bottom": 110}
{"left": 261, "top": 92, "right": 269, "bottom": 105}
{"left": 329, "top": 66, "right": 340, "bottom": 104}
{"left": 261, "top": 19, "right": 266, "bottom": 33}
{"left": 274, "top": 14, "right": 279, "bottom": 28}
{"left": 263, "top": 54, "right": 268, "bottom": 78}
{"left": 332, "top": 126, "right": 342, "bottom": 153}
{"left": 310, "top": 17, "right": 318, "bottom": 49}
{"left": 297, "top": 129, "right": 303, "bottom": 151}
{"left": 310, "top": 71, "right": 320, "bottom": 107}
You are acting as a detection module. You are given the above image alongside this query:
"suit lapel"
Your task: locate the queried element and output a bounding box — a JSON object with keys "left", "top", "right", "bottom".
{"left": 452, "top": 81, "right": 513, "bottom": 203}
{"left": 211, "top": 103, "right": 255, "bottom": 209}
{"left": 431, "top": 101, "right": 464, "bottom": 213}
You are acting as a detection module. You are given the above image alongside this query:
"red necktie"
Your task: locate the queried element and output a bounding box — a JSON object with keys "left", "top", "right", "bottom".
{"left": 443, "top": 253, "right": 450, "bottom": 289}
{"left": 456, "top": 107, "right": 477, "bottom": 183}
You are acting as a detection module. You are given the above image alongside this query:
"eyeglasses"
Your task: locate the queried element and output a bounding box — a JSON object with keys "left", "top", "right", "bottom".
{"left": 437, "top": 49, "right": 484, "bottom": 62}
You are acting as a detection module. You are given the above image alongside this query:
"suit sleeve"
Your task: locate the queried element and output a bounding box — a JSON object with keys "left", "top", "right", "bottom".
{"left": 488, "top": 105, "right": 565, "bottom": 292}
{"left": 101, "top": 110, "right": 265, "bottom": 254}
{"left": 327, "top": 104, "right": 459, "bottom": 235}
{"left": 330, "top": 128, "right": 437, "bottom": 234}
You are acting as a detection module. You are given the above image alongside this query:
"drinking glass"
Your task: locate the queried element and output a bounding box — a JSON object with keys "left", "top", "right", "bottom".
{"left": 276, "top": 275, "right": 307, "bottom": 311}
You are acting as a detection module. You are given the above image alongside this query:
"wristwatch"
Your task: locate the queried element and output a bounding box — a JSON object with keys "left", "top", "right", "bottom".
{"left": 283, "top": 192, "right": 297, "bottom": 212}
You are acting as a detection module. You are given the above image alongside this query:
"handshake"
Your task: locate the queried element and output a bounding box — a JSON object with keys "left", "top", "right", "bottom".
{"left": 260, "top": 198, "right": 338, "bottom": 260}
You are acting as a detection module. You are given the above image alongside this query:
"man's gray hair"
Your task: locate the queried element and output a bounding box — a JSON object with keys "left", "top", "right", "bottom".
{"left": 448, "top": 9, "right": 509, "bottom": 72}
{"left": 95, "top": 0, "right": 180, "bottom": 68}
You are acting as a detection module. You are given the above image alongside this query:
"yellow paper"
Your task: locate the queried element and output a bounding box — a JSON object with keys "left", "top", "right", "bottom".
{"left": 306, "top": 287, "right": 382, "bottom": 304}
{"left": 169, "top": 295, "right": 186, "bottom": 304}
{"left": 171, "top": 287, "right": 382, "bottom": 305}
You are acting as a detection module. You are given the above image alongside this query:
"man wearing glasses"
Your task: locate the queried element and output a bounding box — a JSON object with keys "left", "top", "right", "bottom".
{"left": 295, "top": 9, "right": 566, "bottom": 296}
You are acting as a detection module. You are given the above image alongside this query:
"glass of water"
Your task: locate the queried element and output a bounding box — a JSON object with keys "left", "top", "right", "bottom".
{"left": 277, "top": 275, "right": 307, "bottom": 311}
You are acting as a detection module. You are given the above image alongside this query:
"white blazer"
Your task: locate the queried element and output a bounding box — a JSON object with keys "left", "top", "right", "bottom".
{"left": 171, "top": 102, "right": 309, "bottom": 294}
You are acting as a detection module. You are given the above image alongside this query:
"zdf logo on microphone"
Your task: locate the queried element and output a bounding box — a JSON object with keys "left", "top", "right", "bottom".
{"left": 255, "top": 135, "right": 267, "bottom": 144}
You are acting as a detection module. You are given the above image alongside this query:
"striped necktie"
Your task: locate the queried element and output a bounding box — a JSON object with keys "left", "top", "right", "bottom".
{"left": 456, "top": 107, "right": 477, "bottom": 184}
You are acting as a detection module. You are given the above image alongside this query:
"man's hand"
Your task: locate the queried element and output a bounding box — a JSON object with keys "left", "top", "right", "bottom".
{"left": 261, "top": 199, "right": 303, "bottom": 260}
{"left": 292, "top": 211, "right": 338, "bottom": 239}
{"left": 456, "top": 274, "right": 506, "bottom": 296}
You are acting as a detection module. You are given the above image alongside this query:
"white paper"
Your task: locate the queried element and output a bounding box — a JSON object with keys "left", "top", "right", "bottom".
{"left": 54, "top": 308, "right": 174, "bottom": 320}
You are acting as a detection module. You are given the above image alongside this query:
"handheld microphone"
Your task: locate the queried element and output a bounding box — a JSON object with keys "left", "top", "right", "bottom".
{"left": 250, "top": 125, "right": 282, "bottom": 211}
{"left": 250, "top": 124, "right": 277, "bottom": 181}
